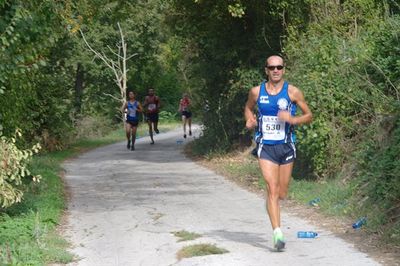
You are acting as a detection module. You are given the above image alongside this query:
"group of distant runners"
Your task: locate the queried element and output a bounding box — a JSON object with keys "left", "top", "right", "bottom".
{"left": 121, "top": 88, "right": 192, "bottom": 151}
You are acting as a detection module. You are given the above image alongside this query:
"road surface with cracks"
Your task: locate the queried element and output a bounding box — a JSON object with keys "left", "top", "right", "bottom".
{"left": 63, "top": 127, "right": 379, "bottom": 266}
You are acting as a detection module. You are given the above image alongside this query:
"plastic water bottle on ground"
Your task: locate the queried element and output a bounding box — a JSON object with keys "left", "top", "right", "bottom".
{"left": 297, "top": 231, "right": 318, "bottom": 238}
{"left": 176, "top": 139, "right": 183, "bottom": 145}
{"left": 352, "top": 217, "right": 367, "bottom": 229}
{"left": 308, "top": 197, "right": 321, "bottom": 206}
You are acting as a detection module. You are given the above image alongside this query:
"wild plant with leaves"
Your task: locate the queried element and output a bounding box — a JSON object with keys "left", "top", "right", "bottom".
{"left": 0, "top": 130, "right": 41, "bottom": 208}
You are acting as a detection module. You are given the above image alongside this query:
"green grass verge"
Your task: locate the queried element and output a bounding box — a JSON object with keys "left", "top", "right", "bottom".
{"left": 177, "top": 244, "right": 228, "bottom": 260}
{"left": 0, "top": 122, "right": 179, "bottom": 265}
{"left": 172, "top": 230, "right": 202, "bottom": 242}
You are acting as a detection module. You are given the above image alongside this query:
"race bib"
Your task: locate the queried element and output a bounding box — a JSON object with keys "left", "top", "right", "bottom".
{"left": 148, "top": 103, "right": 156, "bottom": 111}
{"left": 128, "top": 109, "right": 136, "bottom": 117}
{"left": 262, "top": 116, "right": 285, "bottom": 140}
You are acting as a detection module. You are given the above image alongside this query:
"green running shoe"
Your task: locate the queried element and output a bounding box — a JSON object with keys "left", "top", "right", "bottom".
{"left": 273, "top": 231, "right": 286, "bottom": 251}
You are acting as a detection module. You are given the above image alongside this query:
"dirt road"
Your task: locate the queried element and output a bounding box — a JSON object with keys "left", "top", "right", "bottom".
{"left": 63, "top": 127, "right": 379, "bottom": 266}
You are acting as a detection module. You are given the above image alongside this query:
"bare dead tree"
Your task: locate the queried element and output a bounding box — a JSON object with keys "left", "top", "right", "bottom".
{"left": 80, "top": 22, "right": 137, "bottom": 122}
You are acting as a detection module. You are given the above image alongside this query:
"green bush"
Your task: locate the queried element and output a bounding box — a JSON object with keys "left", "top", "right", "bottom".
{"left": 352, "top": 107, "right": 400, "bottom": 244}
{"left": 285, "top": 1, "right": 398, "bottom": 179}
{"left": 0, "top": 130, "right": 41, "bottom": 208}
{"left": 159, "top": 110, "right": 178, "bottom": 122}
{"left": 192, "top": 67, "right": 261, "bottom": 155}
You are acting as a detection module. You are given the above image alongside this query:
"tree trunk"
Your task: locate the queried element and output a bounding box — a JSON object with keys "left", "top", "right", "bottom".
{"left": 74, "top": 62, "right": 84, "bottom": 114}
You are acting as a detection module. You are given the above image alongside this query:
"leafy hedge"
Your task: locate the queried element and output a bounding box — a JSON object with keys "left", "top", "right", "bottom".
{"left": 0, "top": 130, "right": 41, "bottom": 208}
{"left": 352, "top": 106, "right": 400, "bottom": 243}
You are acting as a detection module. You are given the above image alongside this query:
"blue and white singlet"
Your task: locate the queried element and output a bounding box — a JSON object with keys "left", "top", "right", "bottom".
{"left": 255, "top": 81, "right": 297, "bottom": 145}
{"left": 127, "top": 101, "right": 139, "bottom": 121}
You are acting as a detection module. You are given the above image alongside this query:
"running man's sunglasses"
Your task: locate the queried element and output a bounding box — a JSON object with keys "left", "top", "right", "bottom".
{"left": 265, "top": 65, "right": 284, "bottom": 71}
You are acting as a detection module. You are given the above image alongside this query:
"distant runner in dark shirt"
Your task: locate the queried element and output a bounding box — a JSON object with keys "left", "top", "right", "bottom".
{"left": 143, "top": 88, "right": 160, "bottom": 144}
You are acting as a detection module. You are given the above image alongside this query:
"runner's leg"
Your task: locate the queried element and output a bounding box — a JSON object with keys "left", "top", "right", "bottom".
{"left": 259, "top": 159, "right": 280, "bottom": 229}
{"left": 126, "top": 123, "right": 132, "bottom": 149}
{"left": 131, "top": 126, "right": 138, "bottom": 150}
{"left": 154, "top": 120, "right": 159, "bottom": 134}
{"left": 182, "top": 115, "right": 187, "bottom": 137}
{"left": 278, "top": 162, "right": 293, "bottom": 200}
{"left": 148, "top": 120, "right": 154, "bottom": 144}
{"left": 188, "top": 117, "right": 192, "bottom": 136}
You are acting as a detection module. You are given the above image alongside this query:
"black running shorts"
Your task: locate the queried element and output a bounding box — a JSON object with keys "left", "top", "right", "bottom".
{"left": 126, "top": 120, "right": 139, "bottom": 127}
{"left": 146, "top": 113, "right": 159, "bottom": 122}
{"left": 181, "top": 111, "right": 192, "bottom": 118}
{"left": 258, "top": 143, "right": 296, "bottom": 165}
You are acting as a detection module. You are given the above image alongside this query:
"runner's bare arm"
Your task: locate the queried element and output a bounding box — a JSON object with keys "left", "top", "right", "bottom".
{"left": 278, "top": 85, "right": 312, "bottom": 125}
{"left": 143, "top": 96, "right": 148, "bottom": 111}
{"left": 137, "top": 103, "right": 143, "bottom": 113}
{"left": 244, "top": 86, "right": 259, "bottom": 129}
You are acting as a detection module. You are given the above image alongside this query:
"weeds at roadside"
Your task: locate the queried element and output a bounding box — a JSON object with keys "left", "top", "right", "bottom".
{"left": 172, "top": 230, "right": 201, "bottom": 242}
{"left": 176, "top": 244, "right": 228, "bottom": 260}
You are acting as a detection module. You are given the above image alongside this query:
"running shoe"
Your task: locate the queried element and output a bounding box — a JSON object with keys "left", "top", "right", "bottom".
{"left": 183, "top": 134, "right": 187, "bottom": 138}
{"left": 131, "top": 145, "right": 135, "bottom": 151}
{"left": 273, "top": 231, "right": 286, "bottom": 251}
{"left": 155, "top": 129, "right": 160, "bottom": 134}
{"left": 189, "top": 130, "right": 192, "bottom": 136}
{"left": 127, "top": 140, "right": 131, "bottom": 149}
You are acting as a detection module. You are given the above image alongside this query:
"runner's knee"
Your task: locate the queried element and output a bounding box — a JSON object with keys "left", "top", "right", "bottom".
{"left": 279, "top": 190, "right": 288, "bottom": 200}
{"left": 266, "top": 183, "right": 280, "bottom": 199}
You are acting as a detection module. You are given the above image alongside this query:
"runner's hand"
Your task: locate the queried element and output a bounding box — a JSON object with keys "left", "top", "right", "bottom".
{"left": 277, "top": 111, "right": 292, "bottom": 124}
{"left": 246, "top": 116, "right": 257, "bottom": 130}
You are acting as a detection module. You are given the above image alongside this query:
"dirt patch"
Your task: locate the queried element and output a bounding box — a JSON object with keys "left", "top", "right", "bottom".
{"left": 185, "top": 145, "right": 400, "bottom": 266}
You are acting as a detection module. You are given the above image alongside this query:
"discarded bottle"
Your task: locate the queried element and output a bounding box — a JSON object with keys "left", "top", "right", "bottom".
{"left": 176, "top": 140, "right": 183, "bottom": 144}
{"left": 352, "top": 217, "right": 367, "bottom": 229}
{"left": 297, "top": 231, "right": 318, "bottom": 238}
{"left": 308, "top": 197, "right": 321, "bottom": 207}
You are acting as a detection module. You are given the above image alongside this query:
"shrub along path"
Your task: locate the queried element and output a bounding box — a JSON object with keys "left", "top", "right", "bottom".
{"left": 62, "top": 127, "right": 379, "bottom": 266}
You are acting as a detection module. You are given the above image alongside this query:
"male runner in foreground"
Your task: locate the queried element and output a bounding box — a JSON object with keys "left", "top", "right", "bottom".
{"left": 244, "top": 55, "right": 312, "bottom": 251}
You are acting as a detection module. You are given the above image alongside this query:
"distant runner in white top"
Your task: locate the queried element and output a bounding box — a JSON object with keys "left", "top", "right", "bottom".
{"left": 178, "top": 93, "right": 192, "bottom": 138}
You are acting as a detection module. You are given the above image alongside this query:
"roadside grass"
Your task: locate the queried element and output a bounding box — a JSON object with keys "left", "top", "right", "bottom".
{"left": 289, "top": 178, "right": 353, "bottom": 217}
{"left": 172, "top": 230, "right": 202, "bottom": 242}
{"left": 0, "top": 122, "right": 179, "bottom": 265}
{"left": 176, "top": 244, "right": 228, "bottom": 260}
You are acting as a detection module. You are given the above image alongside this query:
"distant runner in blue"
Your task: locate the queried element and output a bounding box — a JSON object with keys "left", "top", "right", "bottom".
{"left": 121, "top": 91, "right": 143, "bottom": 151}
{"left": 244, "top": 55, "right": 313, "bottom": 251}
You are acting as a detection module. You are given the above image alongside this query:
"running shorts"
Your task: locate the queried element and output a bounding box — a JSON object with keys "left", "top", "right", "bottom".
{"left": 126, "top": 119, "right": 139, "bottom": 127}
{"left": 146, "top": 113, "right": 159, "bottom": 122}
{"left": 181, "top": 111, "right": 192, "bottom": 118}
{"left": 258, "top": 143, "right": 296, "bottom": 165}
